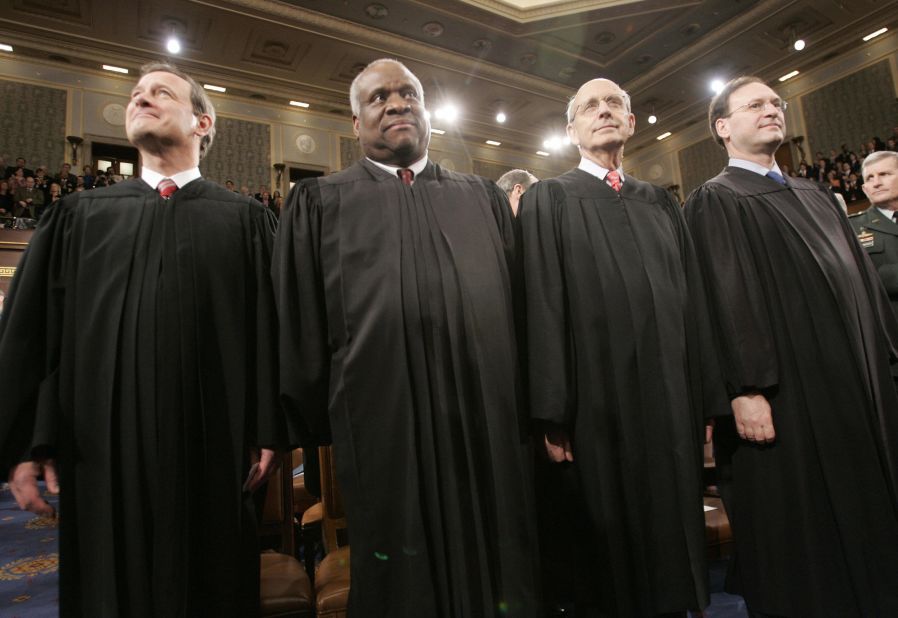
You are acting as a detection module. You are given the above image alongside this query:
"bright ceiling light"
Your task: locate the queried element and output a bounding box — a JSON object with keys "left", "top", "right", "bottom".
{"left": 656, "top": 131, "right": 672, "bottom": 141}
{"left": 648, "top": 114, "right": 658, "bottom": 124}
{"left": 0, "top": 44, "right": 12, "bottom": 53}
{"left": 563, "top": 136, "right": 571, "bottom": 146}
{"left": 778, "top": 70, "right": 800, "bottom": 82}
{"left": 430, "top": 128, "right": 446, "bottom": 135}
{"left": 166, "top": 36, "right": 182, "bottom": 54}
{"left": 485, "top": 140, "right": 501, "bottom": 146}
{"left": 102, "top": 64, "right": 129, "bottom": 74}
{"left": 495, "top": 112, "right": 507, "bottom": 123}
{"left": 543, "top": 136, "right": 564, "bottom": 151}
{"left": 536, "top": 150, "right": 550, "bottom": 157}
{"left": 710, "top": 79, "right": 725, "bottom": 94}
{"left": 434, "top": 104, "right": 459, "bottom": 122}
{"left": 863, "top": 27, "right": 888, "bottom": 42}
{"left": 289, "top": 100, "right": 310, "bottom": 108}
{"left": 204, "top": 84, "right": 226, "bottom": 93}
{"left": 793, "top": 39, "right": 806, "bottom": 51}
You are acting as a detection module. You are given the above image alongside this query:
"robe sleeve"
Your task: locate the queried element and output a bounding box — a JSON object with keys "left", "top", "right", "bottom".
{"left": 657, "top": 187, "right": 730, "bottom": 419}
{"left": 272, "top": 181, "right": 332, "bottom": 447}
{"left": 683, "top": 183, "right": 779, "bottom": 398}
{"left": 518, "top": 180, "right": 574, "bottom": 427}
{"left": 0, "top": 199, "right": 73, "bottom": 471}
{"left": 247, "top": 204, "right": 288, "bottom": 449}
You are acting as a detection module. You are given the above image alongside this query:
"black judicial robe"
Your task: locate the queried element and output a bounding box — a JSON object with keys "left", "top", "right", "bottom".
{"left": 684, "top": 168, "right": 898, "bottom": 617}
{"left": 0, "top": 179, "right": 285, "bottom": 617}
{"left": 519, "top": 169, "right": 723, "bottom": 616}
{"left": 274, "top": 159, "right": 539, "bottom": 617}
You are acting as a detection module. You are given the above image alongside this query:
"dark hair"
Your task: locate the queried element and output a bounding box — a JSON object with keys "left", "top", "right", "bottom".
{"left": 139, "top": 61, "right": 216, "bottom": 159}
{"left": 708, "top": 76, "right": 765, "bottom": 148}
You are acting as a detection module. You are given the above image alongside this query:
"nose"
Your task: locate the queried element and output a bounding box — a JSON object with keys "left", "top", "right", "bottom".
{"left": 385, "top": 92, "right": 411, "bottom": 114}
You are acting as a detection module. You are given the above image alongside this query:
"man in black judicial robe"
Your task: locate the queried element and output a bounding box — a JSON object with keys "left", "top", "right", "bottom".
{"left": 274, "top": 58, "right": 539, "bottom": 617}
{"left": 519, "top": 78, "right": 724, "bottom": 617}
{"left": 684, "top": 76, "right": 898, "bottom": 617}
{"left": 0, "top": 63, "right": 285, "bottom": 617}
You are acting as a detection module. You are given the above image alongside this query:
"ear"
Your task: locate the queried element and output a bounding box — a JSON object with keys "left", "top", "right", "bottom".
{"left": 194, "top": 113, "right": 213, "bottom": 137}
{"left": 352, "top": 115, "right": 360, "bottom": 138}
{"left": 715, "top": 117, "right": 730, "bottom": 142}
{"left": 625, "top": 112, "right": 636, "bottom": 137}
{"left": 566, "top": 122, "right": 579, "bottom": 147}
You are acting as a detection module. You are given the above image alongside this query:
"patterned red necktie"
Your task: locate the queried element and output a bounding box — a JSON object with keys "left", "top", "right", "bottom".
{"left": 605, "top": 170, "right": 621, "bottom": 192}
{"left": 397, "top": 168, "right": 414, "bottom": 186}
{"left": 157, "top": 178, "right": 177, "bottom": 199}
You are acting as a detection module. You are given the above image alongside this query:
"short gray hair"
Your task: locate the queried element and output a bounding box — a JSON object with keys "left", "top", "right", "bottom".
{"left": 496, "top": 169, "right": 537, "bottom": 195}
{"left": 139, "top": 61, "right": 217, "bottom": 159}
{"left": 349, "top": 58, "right": 425, "bottom": 116}
{"left": 565, "top": 81, "right": 632, "bottom": 124}
{"left": 861, "top": 150, "right": 898, "bottom": 178}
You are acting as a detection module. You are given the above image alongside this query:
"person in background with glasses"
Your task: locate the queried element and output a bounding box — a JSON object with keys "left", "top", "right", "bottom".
{"left": 519, "top": 76, "right": 726, "bottom": 617}
{"left": 684, "top": 76, "right": 898, "bottom": 617}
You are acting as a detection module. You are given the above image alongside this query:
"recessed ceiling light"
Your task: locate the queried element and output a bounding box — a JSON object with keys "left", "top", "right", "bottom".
{"left": 793, "top": 39, "right": 806, "bottom": 51}
{"left": 434, "top": 105, "right": 459, "bottom": 122}
{"left": 102, "top": 64, "right": 129, "bottom": 74}
{"left": 430, "top": 128, "right": 446, "bottom": 135}
{"left": 486, "top": 140, "right": 501, "bottom": 146}
{"left": 710, "top": 79, "right": 725, "bottom": 94}
{"left": 204, "top": 84, "right": 226, "bottom": 93}
{"left": 656, "top": 131, "right": 672, "bottom": 141}
{"left": 648, "top": 114, "right": 658, "bottom": 124}
{"left": 166, "top": 37, "right": 182, "bottom": 54}
{"left": 0, "top": 44, "right": 13, "bottom": 53}
{"left": 563, "top": 136, "right": 571, "bottom": 146}
{"left": 863, "top": 27, "right": 888, "bottom": 42}
{"left": 289, "top": 100, "right": 310, "bottom": 108}
{"left": 778, "top": 70, "right": 800, "bottom": 82}
{"left": 543, "top": 136, "right": 564, "bottom": 150}
{"left": 496, "top": 112, "right": 506, "bottom": 123}
{"left": 536, "top": 150, "right": 550, "bottom": 156}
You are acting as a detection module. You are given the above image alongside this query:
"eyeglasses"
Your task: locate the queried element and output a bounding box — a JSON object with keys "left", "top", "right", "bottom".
{"left": 725, "top": 98, "right": 788, "bottom": 117}
{"left": 573, "top": 94, "right": 629, "bottom": 118}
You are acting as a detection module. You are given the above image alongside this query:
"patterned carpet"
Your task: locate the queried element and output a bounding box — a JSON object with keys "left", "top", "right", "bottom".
{"left": 0, "top": 483, "right": 59, "bottom": 617}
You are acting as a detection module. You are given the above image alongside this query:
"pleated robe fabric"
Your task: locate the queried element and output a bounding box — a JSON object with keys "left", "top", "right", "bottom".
{"left": 0, "top": 179, "right": 285, "bottom": 617}
{"left": 519, "top": 169, "right": 723, "bottom": 616}
{"left": 273, "top": 159, "right": 540, "bottom": 617}
{"left": 684, "top": 167, "right": 898, "bottom": 617}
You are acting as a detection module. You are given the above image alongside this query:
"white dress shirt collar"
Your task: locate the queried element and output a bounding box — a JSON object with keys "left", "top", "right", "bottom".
{"left": 578, "top": 157, "right": 626, "bottom": 184}
{"left": 141, "top": 166, "right": 202, "bottom": 191}
{"left": 366, "top": 153, "right": 429, "bottom": 183}
{"left": 728, "top": 158, "right": 784, "bottom": 178}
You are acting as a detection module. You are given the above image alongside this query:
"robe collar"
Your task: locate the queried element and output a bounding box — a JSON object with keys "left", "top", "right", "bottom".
{"left": 366, "top": 153, "right": 429, "bottom": 184}
{"left": 728, "top": 157, "right": 784, "bottom": 179}
{"left": 578, "top": 157, "right": 625, "bottom": 185}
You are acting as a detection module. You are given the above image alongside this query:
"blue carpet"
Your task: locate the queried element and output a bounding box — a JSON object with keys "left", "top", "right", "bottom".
{"left": 0, "top": 483, "right": 59, "bottom": 617}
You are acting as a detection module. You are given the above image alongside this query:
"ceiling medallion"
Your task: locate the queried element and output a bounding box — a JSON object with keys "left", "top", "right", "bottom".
{"left": 558, "top": 67, "right": 575, "bottom": 79}
{"left": 261, "top": 41, "right": 289, "bottom": 59}
{"left": 473, "top": 39, "right": 492, "bottom": 53}
{"left": 365, "top": 4, "right": 388, "bottom": 19}
{"left": 422, "top": 21, "right": 444, "bottom": 37}
{"left": 594, "top": 31, "right": 616, "bottom": 45}
{"left": 520, "top": 53, "right": 537, "bottom": 67}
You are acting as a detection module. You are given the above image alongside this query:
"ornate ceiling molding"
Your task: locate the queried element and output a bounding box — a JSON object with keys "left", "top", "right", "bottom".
{"left": 455, "top": 0, "right": 641, "bottom": 22}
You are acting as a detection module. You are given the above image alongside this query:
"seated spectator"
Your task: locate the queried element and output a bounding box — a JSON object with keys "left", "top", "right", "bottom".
{"left": 273, "top": 190, "right": 284, "bottom": 213}
{"left": 13, "top": 176, "right": 44, "bottom": 218}
{"left": 225, "top": 179, "right": 236, "bottom": 192}
{"left": 813, "top": 158, "right": 829, "bottom": 183}
{"left": 45, "top": 182, "right": 62, "bottom": 210}
{"left": 888, "top": 138, "right": 897, "bottom": 152}
{"left": 10, "top": 168, "right": 26, "bottom": 191}
{"left": 0, "top": 180, "right": 13, "bottom": 218}
{"left": 82, "top": 165, "right": 95, "bottom": 189}
{"left": 797, "top": 162, "right": 811, "bottom": 178}
{"left": 4, "top": 157, "right": 33, "bottom": 180}
{"left": 33, "top": 167, "right": 50, "bottom": 201}
{"left": 782, "top": 163, "right": 793, "bottom": 177}
{"left": 848, "top": 152, "right": 862, "bottom": 174}
{"left": 843, "top": 173, "right": 864, "bottom": 203}
{"left": 828, "top": 169, "right": 843, "bottom": 194}
{"left": 105, "top": 167, "right": 119, "bottom": 184}
{"left": 56, "top": 163, "right": 77, "bottom": 194}
{"left": 94, "top": 172, "right": 108, "bottom": 188}
{"left": 239, "top": 185, "right": 250, "bottom": 197}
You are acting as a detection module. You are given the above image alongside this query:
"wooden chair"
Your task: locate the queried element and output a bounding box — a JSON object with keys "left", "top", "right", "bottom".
{"left": 314, "top": 445, "right": 350, "bottom": 617}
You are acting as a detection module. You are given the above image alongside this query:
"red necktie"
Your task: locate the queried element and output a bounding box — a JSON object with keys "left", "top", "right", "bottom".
{"left": 605, "top": 170, "right": 621, "bottom": 192}
{"left": 157, "top": 178, "right": 177, "bottom": 199}
{"left": 397, "top": 168, "right": 414, "bottom": 186}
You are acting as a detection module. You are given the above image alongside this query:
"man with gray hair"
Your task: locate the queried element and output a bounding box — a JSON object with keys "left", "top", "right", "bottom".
{"left": 520, "top": 76, "right": 723, "bottom": 616}
{"left": 685, "top": 75, "right": 898, "bottom": 616}
{"left": 1, "top": 62, "right": 285, "bottom": 616}
{"left": 497, "top": 168, "right": 538, "bottom": 215}
{"left": 274, "top": 58, "right": 538, "bottom": 616}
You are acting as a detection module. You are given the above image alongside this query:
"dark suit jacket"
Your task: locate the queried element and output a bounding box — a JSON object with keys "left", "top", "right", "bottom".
{"left": 851, "top": 206, "right": 898, "bottom": 374}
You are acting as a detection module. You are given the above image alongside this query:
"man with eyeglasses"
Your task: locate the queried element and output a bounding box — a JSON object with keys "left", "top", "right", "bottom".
{"left": 684, "top": 76, "right": 898, "bottom": 617}
{"left": 519, "top": 77, "right": 725, "bottom": 617}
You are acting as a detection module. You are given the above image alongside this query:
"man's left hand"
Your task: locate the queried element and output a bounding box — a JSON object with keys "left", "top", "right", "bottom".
{"left": 244, "top": 448, "right": 281, "bottom": 493}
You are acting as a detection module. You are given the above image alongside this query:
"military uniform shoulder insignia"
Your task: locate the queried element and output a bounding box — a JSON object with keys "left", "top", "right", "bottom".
{"left": 857, "top": 230, "right": 875, "bottom": 248}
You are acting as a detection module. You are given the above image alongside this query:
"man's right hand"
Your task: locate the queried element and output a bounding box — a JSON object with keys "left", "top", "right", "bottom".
{"left": 731, "top": 393, "right": 776, "bottom": 444}
{"left": 544, "top": 429, "right": 574, "bottom": 463}
{"left": 8, "top": 460, "right": 59, "bottom": 516}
